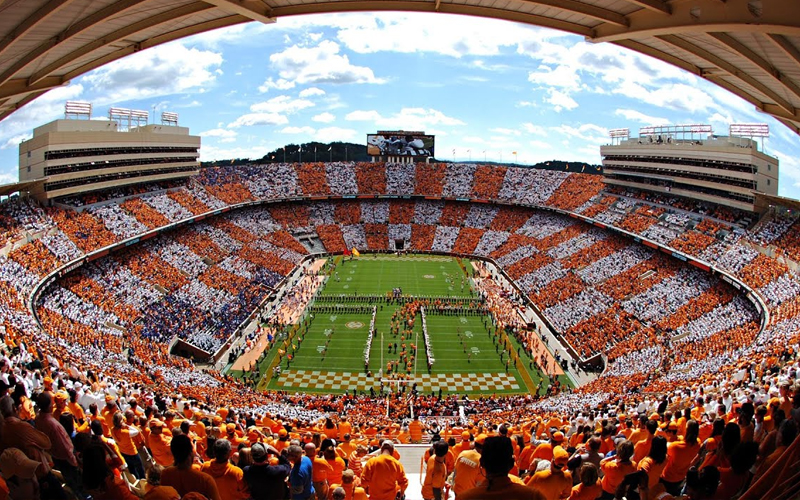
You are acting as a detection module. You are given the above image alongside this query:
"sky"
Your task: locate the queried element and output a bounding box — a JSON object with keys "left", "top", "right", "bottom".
{"left": 2, "top": 12, "right": 800, "bottom": 199}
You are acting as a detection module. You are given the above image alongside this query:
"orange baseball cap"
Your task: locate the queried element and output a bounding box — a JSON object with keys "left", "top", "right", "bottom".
{"left": 553, "top": 446, "right": 569, "bottom": 466}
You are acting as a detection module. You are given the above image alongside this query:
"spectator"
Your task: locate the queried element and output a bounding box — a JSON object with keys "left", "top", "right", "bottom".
{"left": 161, "top": 434, "right": 221, "bottom": 500}
{"left": 288, "top": 444, "right": 315, "bottom": 500}
{"left": 568, "top": 463, "right": 601, "bottom": 500}
{"left": 201, "top": 438, "right": 248, "bottom": 500}
{"left": 422, "top": 440, "right": 449, "bottom": 500}
{"left": 82, "top": 443, "right": 139, "bottom": 500}
{"left": 457, "top": 436, "right": 545, "bottom": 500}
{"left": 361, "top": 441, "right": 407, "bottom": 500}
{"left": 243, "top": 442, "right": 291, "bottom": 500}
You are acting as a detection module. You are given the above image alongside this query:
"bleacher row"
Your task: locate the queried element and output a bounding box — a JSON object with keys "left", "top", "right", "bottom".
{"left": 0, "top": 162, "right": 796, "bottom": 407}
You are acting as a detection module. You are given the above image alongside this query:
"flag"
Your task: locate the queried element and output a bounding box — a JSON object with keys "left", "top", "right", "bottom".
{"left": 352, "top": 248, "right": 361, "bottom": 257}
{"left": 512, "top": 151, "right": 517, "bottom": 155}
{"left": 343, "top": 248, "right": 351, "bottom": 256}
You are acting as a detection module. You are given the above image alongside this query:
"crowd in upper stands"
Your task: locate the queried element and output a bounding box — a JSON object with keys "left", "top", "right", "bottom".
{"left": 0, "top": 162, "right": 797, "bottom": 498}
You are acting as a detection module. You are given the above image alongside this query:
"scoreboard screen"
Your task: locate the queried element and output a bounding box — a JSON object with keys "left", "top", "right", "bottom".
{"left": 367, "top": 131, "right": 435, "bottom": 157}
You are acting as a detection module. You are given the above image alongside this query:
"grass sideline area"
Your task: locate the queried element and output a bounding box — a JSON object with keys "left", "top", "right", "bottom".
{"left": 234, "top": 254, "right": 569, "bottom": 396}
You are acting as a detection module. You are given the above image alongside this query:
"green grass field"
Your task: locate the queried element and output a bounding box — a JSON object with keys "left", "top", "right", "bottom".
{"left": 234, "top": 254, "right": 568, "bottom": 396}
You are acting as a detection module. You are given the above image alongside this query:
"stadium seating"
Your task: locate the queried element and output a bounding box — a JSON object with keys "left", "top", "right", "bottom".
{"left": 0, "top": 162, "right": 798, "bottom": 500}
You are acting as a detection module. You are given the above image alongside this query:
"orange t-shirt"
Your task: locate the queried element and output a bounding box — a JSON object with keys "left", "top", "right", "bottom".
{"left": 361, "top": 454, "right": 408, "bottom": 500}
{"left": 633, "top": 436, "right": 653, "bottom": 463}
{"left": 569, "top": 482, "right": 603, "bottom": 500}
{"left": 311, "top": 456, "right": 334, "bottom": 483}
{"left": 518, "top": 445, "right": 535, "bottom": 470}
{"left": 111, "top": 426, "right": 138, "bottom": 456}
{"left": 200, "top": 461, "right": 248, "bottom": 500}
{"left": 409, "top": 421, "right": 423, "bottom": 442}
{"left": 525, "top": 468, "right": 573, "bottom": 500}
{"left": 453, "top": 449, "right": 482, "bottom": 495}
{"left": 661, "top": 440, "right": 700, "bottom": 483}
{"left": 161, "top": 466, "right": 221, "bottom": 500}
{"left": 637, "top": 456, "right": 667, "bottom": 490}
{"left": 326, "top": 456, "right": 346, "bottom": 485}
{"left": 601, "top": 458, "right": 638, "bottom": 494}
{"left": 421, "top": 457, "right": 447, "bottom": 500}
{"left": 148, "top": 433, "right": 173, "bottom": 467}
{"left": 531, "top": 442, "right": 554, "bottom": 464}
{"left": 338, "top": 421, "right": 352, "bottom": 439}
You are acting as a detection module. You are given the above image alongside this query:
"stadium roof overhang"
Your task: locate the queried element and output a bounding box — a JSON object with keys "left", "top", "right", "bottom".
{"left": 2, "top": 0, "right": 800, "bottom": 134}
{"left": 754, "top": 191, "right": 800, "bottom": 212}
{"left": 0, "top": 178, "right": 45, "bottom": 197}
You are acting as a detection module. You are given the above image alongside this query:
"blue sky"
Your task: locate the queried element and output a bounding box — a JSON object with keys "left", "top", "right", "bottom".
{"left": 2, "top": 12, "right": 800, "bottom": 199}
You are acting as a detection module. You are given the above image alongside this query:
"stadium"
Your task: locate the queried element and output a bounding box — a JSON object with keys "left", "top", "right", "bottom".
{"left": 0, "top": 1, "right": 799, "bottom": 500}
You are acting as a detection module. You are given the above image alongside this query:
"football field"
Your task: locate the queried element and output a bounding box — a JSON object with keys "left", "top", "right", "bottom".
{"left": 240, "top": 254, "right": 565, "bottom": 396}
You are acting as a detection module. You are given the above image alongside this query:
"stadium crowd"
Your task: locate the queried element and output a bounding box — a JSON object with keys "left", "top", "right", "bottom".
{"left": 0, "top": 162, "right": 797, "bottom": 498}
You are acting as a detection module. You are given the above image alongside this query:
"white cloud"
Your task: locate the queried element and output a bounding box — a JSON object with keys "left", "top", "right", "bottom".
{"left": 612, "top": 82, "right": 716, "bottom": 113}
{"left": 1, "top": 133, "right": 32, "bottom": 150}
{"left": 199, "top": 128, "right": 237, "bottom": 143}
{"left": 346, "top": 108, "right": 464, "bottom": 129}
{"left": 551, "top": 123, "right": 609, "bottom": 148}
{"left": 345, "top": 110, "right": 382, "bottom": 121}
{"left": 0, "top": 83, "right": 85, "bottom": 171}
{"left": 0, "top": 171, "right": 17, "bottom": 184}
{"left": 83, "top": 43, "right": 222, "bottom": 103}
{"left": 312, "top": 112, "right": 336, "bottom": 123}
{"left": 325, "top": 12, "right": 554, "bottom": 59}
{"left": 268, "top": 40, "right": 385, "bottom": 87}
{"left": 258, "top": 78, "right": 296, "bottom": 92}
{"left": 299, "top": 87, "right": 326, "bottom": 97}
{"left": 528, "top": 64, "right": 581, "bottom": 91}
{"left": 228, "top": 112, "right": 289, "bottom": 128}
{"left": 614, "top": 109, "right": 669, "bottom": 126}
{"left": 544, "top": 89, "right": 578, "bottom": 112}
{"left": 522, "top": 123, "right": 547, "bottom": 135}
{"left": 251, "top": 96, "right": 315, "bottom": 114}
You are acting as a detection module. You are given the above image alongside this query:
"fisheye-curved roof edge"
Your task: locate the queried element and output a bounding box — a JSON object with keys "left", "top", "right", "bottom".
{"left": 1, "top": 0, "right": 799, "bottom": 134}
